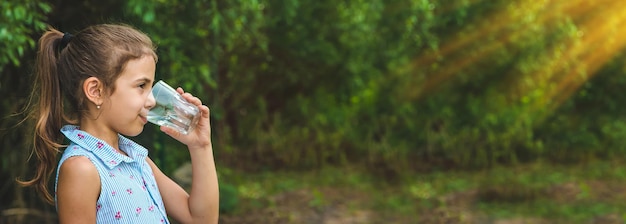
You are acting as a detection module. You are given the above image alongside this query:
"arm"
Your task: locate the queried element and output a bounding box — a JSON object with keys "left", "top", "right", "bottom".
{"left": 56, "top": 156, "right": 100, "bottom": 224}
{"left": 147, "top": 149, "right": 218, "bottom": 224}
{"left": 152, "top": 87, "right": 219, "bottom": 224}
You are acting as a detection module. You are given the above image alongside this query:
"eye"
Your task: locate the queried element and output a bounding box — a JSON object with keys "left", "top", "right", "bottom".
{"left": 139, "top": 83, "right": 146, "bottom": 88}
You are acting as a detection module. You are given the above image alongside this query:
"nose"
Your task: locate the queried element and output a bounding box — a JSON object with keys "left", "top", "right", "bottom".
{"left": 146, "top": 91, "right": 156, "bottom": 110}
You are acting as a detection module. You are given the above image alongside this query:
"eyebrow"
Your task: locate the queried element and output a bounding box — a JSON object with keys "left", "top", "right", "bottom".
{"left": 135, "top": 77, "right": 153, "bottom": 84}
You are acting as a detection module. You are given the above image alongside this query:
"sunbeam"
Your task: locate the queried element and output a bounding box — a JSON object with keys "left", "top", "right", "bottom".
{"left": 401, "top": 0, "right": 626, "bottom": 122}
{"left": 521, "top": 1, "right": 626, "bottom": 120}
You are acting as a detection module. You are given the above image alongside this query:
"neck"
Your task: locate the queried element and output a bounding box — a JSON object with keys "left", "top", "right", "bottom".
{"left": 79, "top": 117, "right": 121, "bottom": 153}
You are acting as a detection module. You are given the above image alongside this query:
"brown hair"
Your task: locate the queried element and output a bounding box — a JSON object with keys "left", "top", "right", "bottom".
{"left": 18, "top": 24, "right": 158, "bottom": 204}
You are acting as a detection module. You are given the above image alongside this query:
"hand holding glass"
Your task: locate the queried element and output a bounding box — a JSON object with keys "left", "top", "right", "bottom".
{"left": 147, "top": 80, "right": 200, "bottom": 135}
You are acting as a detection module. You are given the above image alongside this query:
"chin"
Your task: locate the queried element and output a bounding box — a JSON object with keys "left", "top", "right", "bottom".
{"left": 122, "top": 126, "right": 144, "bottom": 137}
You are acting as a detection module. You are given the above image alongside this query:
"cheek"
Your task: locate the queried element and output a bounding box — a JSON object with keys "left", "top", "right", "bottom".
{"left": 128, "top": 99, "right": 144, "bottom": 111}
{"left": 111, "top": 94, "right": 144, "bottom": 112}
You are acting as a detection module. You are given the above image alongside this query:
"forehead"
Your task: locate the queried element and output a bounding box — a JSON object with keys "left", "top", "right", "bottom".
{"left": 117, "top": 55, "right": 156, "bottom": 82}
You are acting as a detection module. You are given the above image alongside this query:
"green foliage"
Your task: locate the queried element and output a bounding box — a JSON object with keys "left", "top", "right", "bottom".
{"left": 218, "top": 183, "right": 239, "bottom": 214}
{"left": 112, "top": 0, "right": 626, "bottom": 173}
{"left": 0, "top": 0, "right": 52, "bottom": 214}
{"left": 0, "top": 0, "right": 50, "bottom": 66}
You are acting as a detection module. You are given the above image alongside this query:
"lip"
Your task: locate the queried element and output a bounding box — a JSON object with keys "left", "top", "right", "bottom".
{"left": 139, "top": 115, "right": 148, "bottom": 124}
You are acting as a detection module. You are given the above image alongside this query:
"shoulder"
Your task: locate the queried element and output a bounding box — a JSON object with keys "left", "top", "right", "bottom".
{"left": 58, "top": 156, "right": 99, "bottom": 182}
{"left": 60, "top": 145, "right": 91, "bottom": 160}
{"left": 57, "top": 156, "right": 100, "bottom": 200}
{"left": 145, "top": 157, "right": 163, "bottom": 176}
{"left": 56, "top": 156, "right": 100, "bottom": 222}
{"left": 61, "top": 156, "right": 94, "bottom": 169}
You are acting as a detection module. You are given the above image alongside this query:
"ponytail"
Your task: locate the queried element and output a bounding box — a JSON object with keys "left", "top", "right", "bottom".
{"left": 18, "top": 28, "right": 69, "bottom": 204}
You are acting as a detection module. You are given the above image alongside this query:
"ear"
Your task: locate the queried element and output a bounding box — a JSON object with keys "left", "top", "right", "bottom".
{"left": 83, "top": 77, "right": 104, "bottom": 107}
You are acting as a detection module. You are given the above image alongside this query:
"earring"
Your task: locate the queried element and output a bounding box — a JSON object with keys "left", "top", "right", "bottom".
{"left": 96, "top": 105, "right": 101, "bottom": 109}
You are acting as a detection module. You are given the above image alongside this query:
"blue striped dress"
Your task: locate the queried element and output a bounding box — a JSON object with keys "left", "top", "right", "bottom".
{"left": 55, "top": 125, "right": 169, "bottom": 223}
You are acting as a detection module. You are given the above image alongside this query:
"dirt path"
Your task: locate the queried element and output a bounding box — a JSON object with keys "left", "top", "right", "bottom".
{"left": 218, "top": 180, "right": 626, "bottom": 224}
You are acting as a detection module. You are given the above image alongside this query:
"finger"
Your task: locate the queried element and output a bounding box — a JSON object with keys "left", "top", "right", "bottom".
{"left": 181, "top": 93, "right": 192, "bottom": 103}
{"left": 175, "top": 87, "right": 203, "bottom": 106}
{"left": 182, "top": 93, "right": 193, "bottom": 100}
{"left": 190, "top": 96, "right": 202, "bottom": 105}
{"left": 181, "top": 93, "right": 202, "bottom": 106}
{"left": 199, "top": 105, "right": 210, "bottom": 118}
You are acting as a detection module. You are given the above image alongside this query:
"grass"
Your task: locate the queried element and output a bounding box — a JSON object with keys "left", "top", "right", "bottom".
{"left": 217, "top": 158, "right": 626, "bottom": 223}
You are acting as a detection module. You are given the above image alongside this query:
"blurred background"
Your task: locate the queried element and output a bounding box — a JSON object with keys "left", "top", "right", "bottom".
{"left": 3, "top": 0, "right": 626, "bottom": 223}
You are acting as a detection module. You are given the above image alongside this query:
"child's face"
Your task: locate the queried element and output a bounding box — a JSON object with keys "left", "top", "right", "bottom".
{"left": 101, "top": 55, "right": 156, "bottom": 137}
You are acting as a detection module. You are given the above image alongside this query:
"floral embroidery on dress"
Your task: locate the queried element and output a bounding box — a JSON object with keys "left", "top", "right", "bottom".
{"left": 112, "top": 191, "right": 117, "bottom": 196}
{"left": 77, "top": 133, "right": 85, "bottom": 139}
{"left": 115, "top": 211, "right": 122, "bottom": 220}
{"left": 136, "top": 207, "right": 142, "bottom": 216}
{"left": 127, "top": 188, "right": 133, "bottom": 195}
{"left": 96, "top": 142, "right": 104, "bottom": 149}
{"left": 96, "top": 203, "right": 102, "bottom": 212}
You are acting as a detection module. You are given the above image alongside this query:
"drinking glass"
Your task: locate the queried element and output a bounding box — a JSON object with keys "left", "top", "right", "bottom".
{"left": 147, "top": 80, "right": 200, "bottom": 135}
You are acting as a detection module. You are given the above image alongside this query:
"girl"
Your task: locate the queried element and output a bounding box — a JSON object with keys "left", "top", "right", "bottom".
{"left": 18, "top": 24, "right": 219, "bottom": 223}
